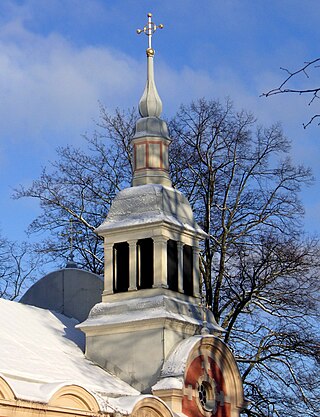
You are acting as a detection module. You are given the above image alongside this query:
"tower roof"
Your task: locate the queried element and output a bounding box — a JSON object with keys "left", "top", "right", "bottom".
{"left": 131, "top": 13, "right": 171, "bottom": 187}
{"left": 95, "top": 183, "right": 206, "bottom": 238}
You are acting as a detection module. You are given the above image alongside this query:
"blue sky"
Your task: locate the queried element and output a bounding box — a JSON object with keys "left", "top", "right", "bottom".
{"left": 0, "top": 0, "right": 319, "bottom": 243}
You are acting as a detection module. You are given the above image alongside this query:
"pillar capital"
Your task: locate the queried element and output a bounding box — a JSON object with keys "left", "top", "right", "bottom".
{"left": 176, "top": 240, "right": 184, "bottom": 248}
{"left": 152, "top": 235, "right": 169, "bottom": 243}
{"left": 127, "top": 238, "right": 138, "bottom": 245}
{"left": 104, "top": 242, "right": 114, "bottom": 249}
{"left": 192, "top": 245, "right": 201, "bottom": 254}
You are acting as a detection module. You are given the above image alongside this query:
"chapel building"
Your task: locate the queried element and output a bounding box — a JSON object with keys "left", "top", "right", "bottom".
{"left": 0, "top": 13, "right": 244, "bottom": 417}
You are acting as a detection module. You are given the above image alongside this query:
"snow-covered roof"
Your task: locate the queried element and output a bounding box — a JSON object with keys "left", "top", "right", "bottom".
{"left": 0, "top": 299, "right": 139, "bottom": 407}
{"left": 96, "top": 184, "right": 206, "bottom": 237}
{"left": 152, "top": 336, "right": 205, "bottom": 391}
{"left": 79, "top": 294, "right": 223, "bottom": 334}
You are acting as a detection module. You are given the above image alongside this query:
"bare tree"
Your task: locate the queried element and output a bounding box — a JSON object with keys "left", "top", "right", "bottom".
{"left": 14, "top": 107, "right": 136, "bottom": 273}
{"left": 15, "top": 99, "right": 320, "bottom": 416}
{"left": 0, "top": 234, "right": 39, "bottom": 300}
{"left": 169, "top": 99, "right": 319, "bottom": 417}
{"left": 262, "top": 58, "right": 320, "bottom": 128}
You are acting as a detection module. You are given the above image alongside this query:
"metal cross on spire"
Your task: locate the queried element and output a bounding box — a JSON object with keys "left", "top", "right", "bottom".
{"left": 137, "top": 12, "right": 164, "bottom": 56}
{"left": 61, "top": 218, "right": 82, "bottom": 266}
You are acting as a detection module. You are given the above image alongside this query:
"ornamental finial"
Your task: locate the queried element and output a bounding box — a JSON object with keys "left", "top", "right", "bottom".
{"left": 137, "top": 12, "right": 164, "bottom": 56}
{"left": 136, "top": 12, "right": 163, "bottom": 118}
{"left": 61, "top": 218, "right": 81, "bottom": 268}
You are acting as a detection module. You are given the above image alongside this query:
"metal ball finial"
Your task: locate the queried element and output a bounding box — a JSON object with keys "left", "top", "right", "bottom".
{"left": 146, "top": 48, "right": 155, "bottom": 57}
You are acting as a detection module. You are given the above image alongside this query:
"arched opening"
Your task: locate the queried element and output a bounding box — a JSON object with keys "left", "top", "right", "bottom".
{"left": 183, "top": 245, "right": 193, "bottom": 296}
{"left": 49, "top": 385, "right": 100, "bottom": 412}
{"left": 137, "top": 238, "right": 154, "bottom": 289}
{"left": 131, "top": 397, "right": 173, "bottom": 417}
{"left": 113, "top": 242, "right": 129, "bottom": 293}
{"left": 167, "top": 239, "right": 178, "bottom": 291}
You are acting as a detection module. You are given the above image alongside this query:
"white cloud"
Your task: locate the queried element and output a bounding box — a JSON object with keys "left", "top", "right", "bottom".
{"left": 0, "top": 18, "right": 143, "bottom": 148}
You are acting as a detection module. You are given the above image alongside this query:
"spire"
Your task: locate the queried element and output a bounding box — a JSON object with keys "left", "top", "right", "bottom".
{"left": 137, "top": 13, "right": 164, "bottom": 117}
{"left": 132, "top": 13, "right": 172, "bottom": 187}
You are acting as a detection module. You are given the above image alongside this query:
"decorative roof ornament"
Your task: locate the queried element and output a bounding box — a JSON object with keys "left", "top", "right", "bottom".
{"left": 137, "top": 13, "right": 164, "bottom": 118}
{"left": 137, "top": 12, "right": 164, "bottom": 57}
{"left": 200, "top": 300, "right": 210, "bottom": 335}
{"left": 61, "top": 218, "right": 80, "bottom": 268}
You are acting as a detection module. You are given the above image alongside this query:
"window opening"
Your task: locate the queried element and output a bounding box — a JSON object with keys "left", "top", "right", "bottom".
{"left": 167, "top": 240, "right": 178, "bottom": 291}
{"left": 183, "top": 245, "right": 193, "bottom": 296}
{"left": 113, "top": 242, "right": 129, "bottom": 293}
{"left": 137, "top": 238, "right": 154, "bottom": 289}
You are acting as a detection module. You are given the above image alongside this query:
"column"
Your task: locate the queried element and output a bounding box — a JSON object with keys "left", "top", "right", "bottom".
{"left": 103, "top": 242, "right": 114, "bottom": 297}
{"left": 177, "top": 241, "right": 184, "bottom": 293}
{"left": 128, "top": 239, "right": 138, "bottom": 291}
{"left": 193, "top": 246, "right": 201, "bottom": 298}
{"left": 153, "top": 236, "right": 169, "bottom": 288}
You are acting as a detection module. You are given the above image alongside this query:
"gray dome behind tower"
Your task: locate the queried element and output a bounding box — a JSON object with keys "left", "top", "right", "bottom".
{"left": 20, "top": 268, "right": 103, "bottom": 322}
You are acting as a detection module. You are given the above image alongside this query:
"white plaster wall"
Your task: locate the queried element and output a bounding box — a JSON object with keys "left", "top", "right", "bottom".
{"left": 86, "top": 328, "right": 166, "bottom": 393}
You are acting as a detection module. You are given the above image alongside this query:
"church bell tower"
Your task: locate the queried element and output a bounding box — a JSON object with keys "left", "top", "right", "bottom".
{"left": 79, "top": 13, "right": 222, "bottom": 394}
